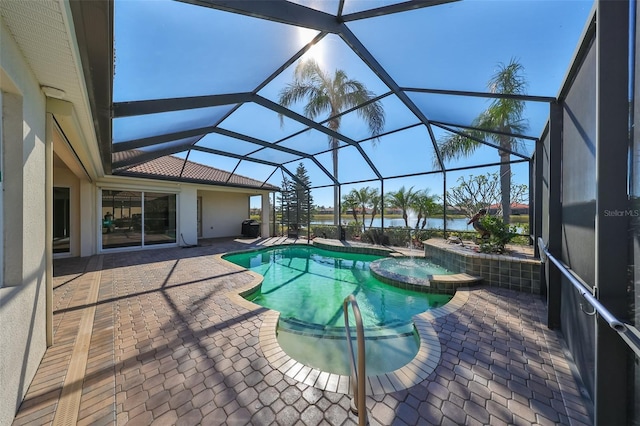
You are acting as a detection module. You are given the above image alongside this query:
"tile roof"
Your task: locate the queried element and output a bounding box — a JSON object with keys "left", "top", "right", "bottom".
{"left": 488, "top": 203, "right": 529, "bottom": 209}
{"left": 112, "top": 152, "right": 279, "bottom": 190}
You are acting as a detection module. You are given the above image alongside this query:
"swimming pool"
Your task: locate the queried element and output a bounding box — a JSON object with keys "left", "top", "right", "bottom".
{"left": 223, "top": 245, "right": 451, "bottom": 375}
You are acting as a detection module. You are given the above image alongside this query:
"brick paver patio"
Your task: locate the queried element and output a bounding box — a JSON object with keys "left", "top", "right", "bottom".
{"left": 12, "top": 238, "right": 591, "bottom": 425}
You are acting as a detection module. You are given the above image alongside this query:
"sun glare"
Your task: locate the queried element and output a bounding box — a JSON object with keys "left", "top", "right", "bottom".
{"left": 298, "top": 27, "right": 324, "bottom": 66}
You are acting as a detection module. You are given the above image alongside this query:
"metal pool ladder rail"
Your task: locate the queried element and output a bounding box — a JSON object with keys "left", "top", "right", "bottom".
{"left": 343, "top": 294, "right": 367, "bottom": 426}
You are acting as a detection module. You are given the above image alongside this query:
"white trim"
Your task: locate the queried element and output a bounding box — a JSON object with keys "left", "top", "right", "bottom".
{"left": 97, "top": 179, "right": 182, "bottom": 194}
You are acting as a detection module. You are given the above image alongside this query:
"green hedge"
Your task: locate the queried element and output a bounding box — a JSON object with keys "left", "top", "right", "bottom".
{"left": 308, "top": 224, "right": 531, "bottom": 248}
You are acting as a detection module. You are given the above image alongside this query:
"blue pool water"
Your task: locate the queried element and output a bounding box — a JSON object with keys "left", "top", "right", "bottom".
{"left": 223, "top": 245, "right": 451, "bottom": 375}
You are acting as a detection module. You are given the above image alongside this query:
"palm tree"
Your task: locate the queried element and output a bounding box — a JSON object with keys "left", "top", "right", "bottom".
{"left": 342, "top": 191, "right": 359, "bottom": 223}
{"left": 344, "top": 187, "right": 380, "bottom": 231}
{"left": 388, "top": 186, "right": 416, "bottom": 227}
{"left": 412, "top": 190, "right": 439, "bottom": 230}
{"left": 368, "top": 190, "right": 383, "bottom": 230}
{"left": 436, "top": 58, "right": 528, "bottom": 223}
{"left": 355, "top": 187, "right": 378, "bottom": 229}
{"left": 279, "top": 59, "right": 385, "bottom": 225}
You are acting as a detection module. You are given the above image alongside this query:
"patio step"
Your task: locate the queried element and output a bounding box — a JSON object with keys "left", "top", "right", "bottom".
{"left": 277, "top": 317, "right": 415, "bottom": 340}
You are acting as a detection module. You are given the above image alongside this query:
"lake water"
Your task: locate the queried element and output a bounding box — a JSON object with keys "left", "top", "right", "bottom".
{"left": 311, "top": 217, "right": 527, "bottom": 233}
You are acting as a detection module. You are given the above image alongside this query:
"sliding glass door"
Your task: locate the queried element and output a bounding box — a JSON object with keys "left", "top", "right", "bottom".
{"left": 102, "top": 189, "right": 176, "bottom": 250}
{"left": 144, "top": 192, "right": 176, "bottom": 246}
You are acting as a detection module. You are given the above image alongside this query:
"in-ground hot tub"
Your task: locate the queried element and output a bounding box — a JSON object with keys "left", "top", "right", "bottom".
{"left": 370, "top": 256, "right": 482, "bottom": 295}
{"left": 423, "top": 238, "right": 541, "bottom": 294}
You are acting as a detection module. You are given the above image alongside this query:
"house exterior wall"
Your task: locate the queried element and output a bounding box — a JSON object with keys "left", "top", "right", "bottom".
{"left": 179, "top": 186, "right": 197, "bottom": 245}
{"left": 96, "top": 177, "right": 267, "bottom": 249}
{"left": 198, "top": 190, "right": 249, "bottom": 238}
{"left": 0, "top": 19, "right": 49, "bottom": 425}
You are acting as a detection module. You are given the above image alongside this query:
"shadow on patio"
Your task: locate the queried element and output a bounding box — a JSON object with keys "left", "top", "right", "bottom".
{"left": 13, "top": 238, "right": 591, "bottom": 426}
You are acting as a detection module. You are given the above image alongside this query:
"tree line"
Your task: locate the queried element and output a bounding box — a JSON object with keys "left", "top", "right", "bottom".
{"left": 342, "top": 186, "right": 438, "bottom": 230}
{"left": 278, "top": 164, "right": 528, "bottom": 231}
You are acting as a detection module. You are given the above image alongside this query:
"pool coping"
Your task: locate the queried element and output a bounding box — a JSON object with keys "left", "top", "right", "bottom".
{"left": 217, "top": 248, "right": 472, "bottom": 395}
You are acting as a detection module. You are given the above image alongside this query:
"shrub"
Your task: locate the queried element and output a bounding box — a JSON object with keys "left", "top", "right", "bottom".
{"left": 344, "top": 222, "right": 363, "bottom": 240}
{"left": 477, "top": 215, "right": 518, "bottom": 254}
{"left": 360, "top": 228, "right": 436, "bottom": 247}
{"left": 311, "top": 225, "right": 339, "bottom": 239}
{"left": 362, "top": 228, "right": 389, "bottom": 245}
{"left": 311, "top": 222, "right": 362, "bottom": 240}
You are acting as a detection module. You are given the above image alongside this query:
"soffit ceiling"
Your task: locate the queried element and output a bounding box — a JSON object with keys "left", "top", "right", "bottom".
{"left": 0, "top": 0, "right": 105, "bottom": 177}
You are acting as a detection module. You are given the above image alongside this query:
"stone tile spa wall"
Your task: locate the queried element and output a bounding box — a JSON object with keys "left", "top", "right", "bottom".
{"left": 424, "top": 239, "right": 541, "bottom": 294}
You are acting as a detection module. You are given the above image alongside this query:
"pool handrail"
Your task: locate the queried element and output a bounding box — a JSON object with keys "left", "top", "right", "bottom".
{"left": 537, "top": 237, "right": 625, "bottom": 332}
{"left": 537, "top": 237, "right": 640, "bottom": 360}
{"left": 343, "top": 295, "right": 367, "bottom": 426}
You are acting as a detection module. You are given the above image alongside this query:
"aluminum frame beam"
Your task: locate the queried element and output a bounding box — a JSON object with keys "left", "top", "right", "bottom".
{"left": 593, "top": 1, "right": 630, "bottom": 423}
{"left": 113, "top": 93, "right": 252, "bottom": 117}
{"left": 210, "top": 127, "right": 339, "bottom": 184}
{"left": 341, "top": 0, "right": 458, "bottom": 21}
{"left": 112, "top": 144, "right": 200, "bottom": 170}
{"left": 255, "top": 96, "right": 383, "bottom": 180}
{"left": 429, "top": 120, "right": 539, "bottom": 142}
{"left": 403, "top": 87, "right": 556, "bottom": 103}
{"left": 191, "top": 146, "right": 304, "bottom": 188}
{"left": 430, "top": 122, "right": 531, "bottom": 160}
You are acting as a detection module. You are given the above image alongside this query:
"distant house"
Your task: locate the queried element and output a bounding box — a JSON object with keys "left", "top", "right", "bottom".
{"left": 316, "top": 207, "right": 334, "bottom": 215}
{"left": 487, "top": 203, "right": 529, "bottom": 215}
{"left": 446, "top": 205, "right": 466, "bottom": 215}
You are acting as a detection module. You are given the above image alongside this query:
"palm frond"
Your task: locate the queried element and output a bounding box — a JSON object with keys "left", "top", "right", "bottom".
{"left": 434, "top": 133, "right": 481, "bottom": 168}
{"left": 304, "top": 91, "right": 331, "bottom": 120}
{"left": 278, "top": 58, "right": 384, "bottom": 148}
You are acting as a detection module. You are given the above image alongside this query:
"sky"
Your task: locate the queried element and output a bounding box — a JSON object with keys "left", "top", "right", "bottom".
{"left": 113, "top": 0, "right": 595, "bottom": 209}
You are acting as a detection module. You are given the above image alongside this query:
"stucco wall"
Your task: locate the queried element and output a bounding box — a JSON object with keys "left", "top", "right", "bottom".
{"left": 199, "top": 190, "right": 249, "bottom": 238}
{"left": 178, "top": 186, "right": 197, "bottom": 245}
{"left": 0, "top": 19, "right": 48, "bottom": 426}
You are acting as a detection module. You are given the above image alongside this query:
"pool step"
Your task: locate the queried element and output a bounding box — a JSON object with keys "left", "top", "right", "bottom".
{"left": 278, "top": 317, "right": 415, "bottom": 340}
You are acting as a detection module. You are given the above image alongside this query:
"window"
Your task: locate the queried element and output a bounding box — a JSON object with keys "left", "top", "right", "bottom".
{"left": 53, "top": 187, "right": 70, "bottom": 253}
